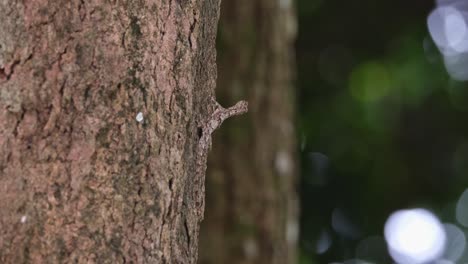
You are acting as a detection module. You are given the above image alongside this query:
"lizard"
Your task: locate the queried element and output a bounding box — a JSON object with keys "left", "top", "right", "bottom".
{"left": 181, "top": 99, "right": 248, "bottom": 256}
{"left": 194, "top": 99, "right": 248, "bottom": 216}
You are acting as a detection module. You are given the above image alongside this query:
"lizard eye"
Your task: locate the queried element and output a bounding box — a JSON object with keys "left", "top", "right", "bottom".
{"left": 197, "top": 127, "right": 203, "bottom": 139}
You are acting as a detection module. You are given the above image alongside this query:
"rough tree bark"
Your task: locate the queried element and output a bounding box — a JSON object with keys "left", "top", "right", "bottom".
{"left": 199, "top": 0, "right": 298, "bottom": 263}
{"left": 0, "top": 0, "right": 230, "bottom": 263}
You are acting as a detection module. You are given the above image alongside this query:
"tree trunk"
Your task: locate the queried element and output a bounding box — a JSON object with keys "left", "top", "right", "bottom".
{"left": 0, "top": 0, "right": 224, "bottom": 263}
{"left": 199, "top": 0, "right": 298, "bottom": 263}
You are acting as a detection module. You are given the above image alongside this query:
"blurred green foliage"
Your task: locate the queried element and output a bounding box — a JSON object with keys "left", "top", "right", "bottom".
{"left": 297, "top": 0, "right": 468, "bottom": 263}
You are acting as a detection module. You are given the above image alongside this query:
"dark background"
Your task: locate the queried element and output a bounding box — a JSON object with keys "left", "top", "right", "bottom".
{"left": 296, "top": 1, "right": 468, "bottom": 263}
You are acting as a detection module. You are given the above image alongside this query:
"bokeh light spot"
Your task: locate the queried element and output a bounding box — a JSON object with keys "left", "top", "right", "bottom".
{"left": 428, "top": 5, "right": 468, "bottom": 80}
{"left": 315, "top": 229, "right": 332, "bottom": 254}
{"left": 445, "top": 12, "right": 467, "bottom": 51}
{"left": 443, "top": 53, "right": 468, "bottom": 81}
{"left": 456, "top": 189, "right": 468, "bottom": 227}
{"left": 349, "top": 62, "right": 391, "bottom": 102}
{"left": 332, "top": 208, "right": 361, "bottom": 240}
{"left": 434, "top": 259, "right": 455, "bottom": 264}
{"left": 384, "top": 208, "right": 446, "bottom": 264}
{"left": 428, "top": 6, "right": 468, "bottom": 54}
{"left": 442, "top": 223, "right": 466, "bottom": 262}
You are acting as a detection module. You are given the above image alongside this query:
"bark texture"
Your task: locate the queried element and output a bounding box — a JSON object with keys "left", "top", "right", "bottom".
{"left": 0, "top": 0, "right": 221, "bottom": 263}
{"left": 199, "top": 0, "right": 298, "bottom": 263}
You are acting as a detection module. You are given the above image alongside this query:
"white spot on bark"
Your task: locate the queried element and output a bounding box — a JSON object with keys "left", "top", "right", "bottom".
{"left": 243, "top": 237, "right": 258, "bottom": 259}
{"left": 136, "top": 112, "right": 144, "bottom": 123}
{"left": 275, "top": 150, "right": 292, "bottom": 176}
{"left": 20, "top": 215, "right": 27, "bottom": 223}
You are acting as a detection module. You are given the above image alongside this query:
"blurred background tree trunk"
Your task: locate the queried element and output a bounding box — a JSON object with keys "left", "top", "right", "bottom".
{"left": 199, "top": 0, "right": 298, "bottom": 263}
{"left": 0, "top": 0, "right": 221, "bottom": 263}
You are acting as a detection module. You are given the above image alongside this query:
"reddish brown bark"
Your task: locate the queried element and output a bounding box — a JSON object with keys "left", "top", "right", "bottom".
{"left": 0, "top": 0, "right": 221, "bottom": 263}
{"left": 199, "top": 0, "right": 298, "bottom": 263}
